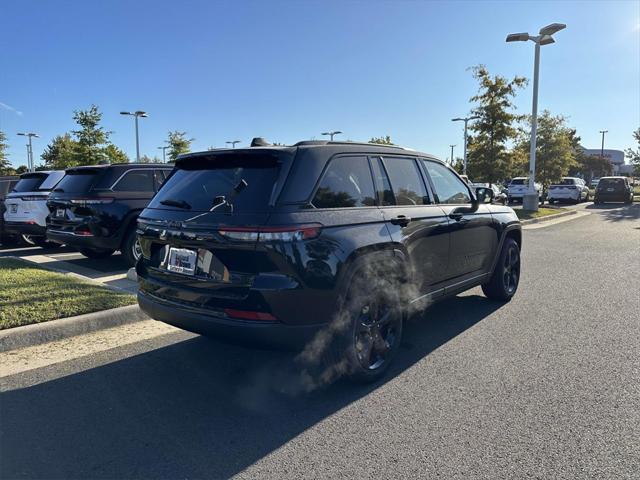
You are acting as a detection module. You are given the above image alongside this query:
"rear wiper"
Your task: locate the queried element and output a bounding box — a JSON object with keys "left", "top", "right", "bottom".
{"left": 160, "top": 199, "right": 192, "bottom": 209}
{"left": 184, "top": 179, "right": 248, "bottom": 222}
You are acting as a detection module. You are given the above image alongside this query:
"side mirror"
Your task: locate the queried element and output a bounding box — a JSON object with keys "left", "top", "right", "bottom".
{"left": 475, "top": 186, "right": 494, "bottom": 204}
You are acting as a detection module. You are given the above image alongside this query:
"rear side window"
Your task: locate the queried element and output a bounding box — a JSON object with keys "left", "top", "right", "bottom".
{"left": 370, "top": 158, "right": 395, "bottom": 206}
{"left": 422, "top": 161, "right": 471, "bottom": 204}
{"left": 12, "top": 174, "right": 47, "bottom": 193}
{"left": 54, "top": 170, "right": 102, "bottom": 193}
{"left": 381, "top": 157, "right": 429, "bottom": 206}
{"left": 312, "top": 156, "right": 375, "bottom": 208}
{"left": 149, "top": 162, "right": 280, "bottom": 212}
{"left": 112, "top": 170, "right": 155, "bottom": 192}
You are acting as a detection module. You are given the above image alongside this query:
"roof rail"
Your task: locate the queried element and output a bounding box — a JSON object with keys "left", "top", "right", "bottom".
{"left": 293, "top": 140, "right": 410, "bottom": 150}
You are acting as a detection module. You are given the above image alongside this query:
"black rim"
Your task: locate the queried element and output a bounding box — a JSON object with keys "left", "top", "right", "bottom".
{"left": 503, "top": 245, "right": 520, "bottom": 295}
{"left": 354, "top": 293, "right": 401, "bottom": 371}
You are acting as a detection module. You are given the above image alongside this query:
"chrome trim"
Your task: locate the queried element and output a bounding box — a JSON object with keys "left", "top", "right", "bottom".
{"left": 47, "top": 229, "right": 94, "bottom": 237}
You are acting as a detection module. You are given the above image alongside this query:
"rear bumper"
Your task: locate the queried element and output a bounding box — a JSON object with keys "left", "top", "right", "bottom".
{"left": 595, "top": 192, "right": 631, "bottom": 202}
{"left": 3, "top": 221, "right": 46, "bottom": 237}
{"left": 137, "top": 290, "right": 324, "bottom": 350}
{"left": 548, "top": 191, "right": 579, "bottom": 200}
{"left": 46, "top": 229, "right": 121, "bottom": 250}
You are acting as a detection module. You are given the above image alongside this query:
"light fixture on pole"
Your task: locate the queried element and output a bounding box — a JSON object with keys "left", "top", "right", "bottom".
{"left": 225, "top": 140, "right": 241, "bottom": 149}
{"left": 157, "top": 145, "right": 170, "bottom": 162}
{"left": 599, "top": 130, "right": 608, "bottom": 158}
{"left": 321, "top": 130, "right": 342, "bottom": 141}
{"left": 17, "top": 132, "right": 39, "bottom": 172}
{"left": 120, "top": 111, "right": 148, "bottom": 162}
{"left": 506, "top": 22, "right": 566, "bottom": 211}
{"left": 449, "top": 145, "right": 456, "bottom": 165}
{"left": 451, "top": 116, "right": 480, "bottom": 175}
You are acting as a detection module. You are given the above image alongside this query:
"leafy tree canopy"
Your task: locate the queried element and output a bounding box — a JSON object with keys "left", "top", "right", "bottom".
{"left": 0, "top": 130, "right": 10, "bottom": 175}
{"left": 166, "top": 131, "right": 194, "bottom": 162}
{"left": 369, "top": 136, "right": 394, "bottom": 145}
{"left": 625, "top": 127, "right": 640, "bottom": 175}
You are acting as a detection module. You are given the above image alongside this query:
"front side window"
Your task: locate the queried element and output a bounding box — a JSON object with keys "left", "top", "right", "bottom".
{"left": 381, "top": 157, "right": 429, "bottom": 206}
{"left": 422, "top": 160, "right": 471, "bottom": 204}
{"left": 113, "top": 170, "right": 155, "bottom": 192}
{"left": 312, "top": 156, "right": 375, "bottom": 208}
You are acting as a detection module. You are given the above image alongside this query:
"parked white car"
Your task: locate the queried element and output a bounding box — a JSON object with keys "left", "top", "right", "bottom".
{"left": 547, "top": 177, "right": 590, "bottom": 204}
{"left": 507, "top": 177, "right": 542, "bottom": 204}
{"left": 3, "top": 170, "right": 65, "bottom": 246}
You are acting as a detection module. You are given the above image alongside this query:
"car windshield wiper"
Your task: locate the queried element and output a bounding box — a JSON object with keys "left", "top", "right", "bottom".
{"left": 184, "top": 179, "right": 248, "bottom": 222}
{"left": 160, "top": 199, "right": 192, "bottom": 209}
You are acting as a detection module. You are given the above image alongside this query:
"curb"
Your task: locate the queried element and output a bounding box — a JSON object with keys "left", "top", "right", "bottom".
{"left": 520, "top": 209, "right": 578, "bottom": 225}
{"left": 0, "top": 304, "right": 148, "bottom": 353}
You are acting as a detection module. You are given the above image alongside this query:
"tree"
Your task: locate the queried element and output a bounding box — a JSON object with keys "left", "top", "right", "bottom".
{"left": 16, "top": 165, "right": 28, "bottom": 174}
{"left": 0, "top": 130, "right": 10, "bottom": 175}
{"left": 514, "top": 111, "right": 577, "bottom": 188}
{"left": 103, "top": 144, "right": 129, "bottom": 164}
{"left": 369, "top": 136, "right": 394, "bottom": 145}
{"left": 625, "top": 128, "right": 640, "bottom": 175}
{"left": 466, "top": 65, "right": 527, "bottom": 183}
{"left": 41, "top": 134, "right": 77, "bottom": 169}
{"left": 166, "top": 131, "right": 193, "bottom": 161}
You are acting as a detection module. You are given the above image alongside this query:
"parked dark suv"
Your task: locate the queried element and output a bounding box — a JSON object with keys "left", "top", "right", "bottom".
{"left": 593, "top": 176, "right": 634, "bottom": 205}
{"left": 46, "top": 163, "right": 173, "bottom": 266}
{"left": 0, "top": 175, "right": 20, "bottom": 245}
{"left": 136, "top": 141, "right": 522, "bottom": 381}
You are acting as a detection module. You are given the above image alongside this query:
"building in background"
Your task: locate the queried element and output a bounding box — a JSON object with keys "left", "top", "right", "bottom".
{"left": 580, "top": 148, "right": 629, "bottom": 175}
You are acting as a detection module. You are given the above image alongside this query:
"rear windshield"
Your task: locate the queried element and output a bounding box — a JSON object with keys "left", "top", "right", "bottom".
{"left": 12, "top": 174, "right": 47, "bottom": 192}
{"left": 558, "top": 178, "right": 576, "bottom": 185}
{"left": 148, "top": 161, "right": 280, "bottom": 212}
{"left": 510, "top": 179, "right": 527, "bottom": 185}
{"left": 54, "top": 170, "right": 101, "bottom": 193}
{"left": 599, "top": 178, "right": 625, "bottom": 187}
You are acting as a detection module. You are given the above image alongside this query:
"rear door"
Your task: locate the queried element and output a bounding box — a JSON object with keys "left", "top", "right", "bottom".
{"left": 374, "top": 156, "right": 450, "bottom": 296}
{"left": 421, "top": 159, "right": 497, "bottom": 283}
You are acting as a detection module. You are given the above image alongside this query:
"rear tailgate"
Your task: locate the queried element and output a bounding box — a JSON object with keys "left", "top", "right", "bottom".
{"left": 137, "top": 149, "right": 294, "bottom": 306}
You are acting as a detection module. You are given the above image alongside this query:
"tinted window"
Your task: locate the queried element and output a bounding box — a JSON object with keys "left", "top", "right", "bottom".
{"left": 559, "top": 178, "right": 576, "bottom": 185}
{"left": 154, "top": 169, "right": 171, "bottom": 190}
{"left": 113, "top": 170, "right": 155, "bottom": 192}
{"left": 599, "top": 178, "right": 625, "bottom": 188}
{"left": 149, "top": 163, "right": 279, "bottom": 212}
{"left": 423, "top": 161, "right": 471, "bottom": 204}
{"left": 381, "top": 157, "right": 429, "bottom": 206}
{"left": 54, "top": 170, "right": 102, "bottom": 193}
{"left": 312, "top": 156, "right": 375, "bottom": 208}
{"left": 12, "top": 174, "right": 47, "bottom": 192}
{"left": 510, "top": 178, "right": 527, "bottom": 185}
{"left": 370, "top": 157, "right": 395, "bottom": 206}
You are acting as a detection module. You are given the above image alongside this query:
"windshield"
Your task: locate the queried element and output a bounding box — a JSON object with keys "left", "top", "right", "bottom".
{"left": 12, "top": 174, "right": 47, "bottom": 192}
{"left": 54, "top": 170, "right": 102, "bottom": 193}
{"left": 148, "top": 163, "right": 280, "bottom": 213}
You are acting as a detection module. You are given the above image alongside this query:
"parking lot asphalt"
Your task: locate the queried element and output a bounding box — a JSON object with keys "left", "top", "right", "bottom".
{"left": 1, "top": 202, "right": 639, "bottom": 479}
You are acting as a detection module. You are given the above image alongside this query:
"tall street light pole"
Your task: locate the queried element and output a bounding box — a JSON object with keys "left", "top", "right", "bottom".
{"left": 449, "top": 145, "right": 456, "bottom": 165}
{"left": 599, "top": 130, "right": 608, "bottom": 158}
{"left": 507, "top": 22, "right": 566, "bottom": 212}
{"left": 225, "top": 140, "right": 241, "bottom": 149}
{"left": 321, "top": 130, "right": 342, "bottom": 141}
{"left": 451, "top": 116, "right": 480, "bottom": 175}
{"left": 17, "top": 132, "right": 39, "bottom": 172}
{"left": 158, "top": 146, "right": 170, "bottom": 162}
{"left": 120, "top": 111, "right": 148, "bottom": 162}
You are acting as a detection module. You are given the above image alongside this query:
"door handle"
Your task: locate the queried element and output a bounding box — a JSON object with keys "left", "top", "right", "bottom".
{"left": 389, "top": 215, "right": 411, "bottom": 227}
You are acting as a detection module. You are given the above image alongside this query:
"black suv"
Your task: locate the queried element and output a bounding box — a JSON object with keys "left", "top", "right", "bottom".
{"left": 136, "top": 141, "right": 521, "bottom": 381}
{"left": 0, "top": 175, "right": 19, "bottom": 245}
{"left": 46, "top": 163, "right": 172, "bottom": 266}
{"left": 593, "top": 176, "right": 634, "bottom": 205}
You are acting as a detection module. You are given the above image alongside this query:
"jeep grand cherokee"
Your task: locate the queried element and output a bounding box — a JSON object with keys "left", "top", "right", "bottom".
{"left": 136, "top": 141, "right": 522, "bottom": 381}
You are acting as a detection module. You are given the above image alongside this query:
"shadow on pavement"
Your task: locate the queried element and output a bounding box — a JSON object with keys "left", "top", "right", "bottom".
{"left": 1, "top": 293, "right": 502, "bottom": 479}
{"left": 586, "top": 203, "right": 640, "bottom": 222}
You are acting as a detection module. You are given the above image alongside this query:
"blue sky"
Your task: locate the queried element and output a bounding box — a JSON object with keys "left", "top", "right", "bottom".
{"left": 1, "top": 0, "right": 638, "bottom": 167}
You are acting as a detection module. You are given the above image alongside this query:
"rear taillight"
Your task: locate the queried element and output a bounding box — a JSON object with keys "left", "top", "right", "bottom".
{"left": 218, "top": 224, "right": 322, "bottom": 242}
{"left": 19, "top": 196, "right": 48, "bottom": 201}
{"left": 224, "top": 308, "right": 277, "bottom": 321}
{"left": 69, "top": 197, "right": 114, "bottom": 206}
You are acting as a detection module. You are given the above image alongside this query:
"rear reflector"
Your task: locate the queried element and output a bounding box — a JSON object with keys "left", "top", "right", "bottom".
{"left": 224, "top": 308, "right": 277, "bottom": 321}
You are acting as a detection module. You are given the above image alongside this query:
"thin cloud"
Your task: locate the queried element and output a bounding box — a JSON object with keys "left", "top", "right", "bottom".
{"left": 0, "top": 102, "right": 23, "bottom": 116}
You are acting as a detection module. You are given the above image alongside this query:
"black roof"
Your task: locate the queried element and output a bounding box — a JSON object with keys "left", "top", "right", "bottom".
{"left": 65, "top": 163, "right": 171, "bottom": 172}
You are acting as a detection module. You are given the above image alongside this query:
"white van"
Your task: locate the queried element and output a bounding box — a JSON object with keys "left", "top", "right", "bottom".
{"left": 3, "top": 170, "right": 65, "bottom": 246}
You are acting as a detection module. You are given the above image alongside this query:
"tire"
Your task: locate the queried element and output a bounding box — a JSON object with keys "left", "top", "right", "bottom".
{"left": 79, "top": 248, "right": 115, "bottom": 259}
{"left": 305, "top": 264, "right": 405, "bottom": 384}
{"left": 548, "top": 198, "right": 554, "bottom": 205}
{"left": 482, "top": 237, "right": 520, "bottom": 301}
{"left": 120, "top": 226, "right": 142, "bottom": 267}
